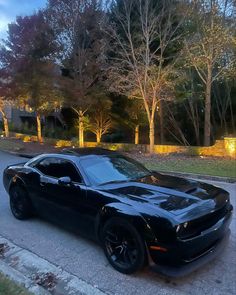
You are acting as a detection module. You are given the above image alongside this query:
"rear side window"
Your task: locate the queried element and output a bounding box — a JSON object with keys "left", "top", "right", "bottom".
{"left": 34, "top": 157, "right": 82, "bottom": 183}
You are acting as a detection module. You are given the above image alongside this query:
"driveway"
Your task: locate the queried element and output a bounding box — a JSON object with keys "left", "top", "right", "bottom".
{"left": 0, "top": 151, "right": 235, "bottom": 295}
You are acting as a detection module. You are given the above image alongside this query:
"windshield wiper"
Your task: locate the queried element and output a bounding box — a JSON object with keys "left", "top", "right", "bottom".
{"left": 130, "top": 173, "right": 152, "bottom": 181}
{"left": 99, "top": 173, "right": 152, "bottom": 186}
{"left": 99, "top": 179, "right": 129, "bottom": 186}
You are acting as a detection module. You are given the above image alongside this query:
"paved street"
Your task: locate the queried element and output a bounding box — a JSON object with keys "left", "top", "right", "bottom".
{"left": 0, "top": 151, "right": 235, "bottom": 295}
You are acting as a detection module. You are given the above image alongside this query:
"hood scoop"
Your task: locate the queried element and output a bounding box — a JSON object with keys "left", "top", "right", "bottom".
{"left": 157, "top": 195, "right": 197, "bottom": 211}
{"left": 185, "top": 187, "right": 197, "bottom": 194}
{"left": 101, "top": 174, "right": 227, "bottom": 217}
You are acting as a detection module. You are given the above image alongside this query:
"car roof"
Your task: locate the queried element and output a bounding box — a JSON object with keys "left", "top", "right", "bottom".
{"left": 61, "top": 147, "right": 119, "bottom": 157}
{"left": 26, "top": 148, "right": 122, "bottom": 166}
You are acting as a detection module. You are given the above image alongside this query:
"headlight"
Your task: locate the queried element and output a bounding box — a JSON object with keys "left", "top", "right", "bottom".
{"left": 146, "top": 217, "right": 177, "bottom": 243}
{"left": 176, "top": 222, "right": 188, "bottom": 233}
{"left": 183, "top": 222, "right": 188, "bottom": 228}
{"left": 176, "top": 224, "right": 181, "bottom": 233}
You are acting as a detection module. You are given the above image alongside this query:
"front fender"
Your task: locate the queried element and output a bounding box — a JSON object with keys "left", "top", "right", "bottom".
{"left": 5, "top": 172, "right": 27, "bottom": 193}
{"left": 95, "top": 202, "right": 156, "bottom": 244}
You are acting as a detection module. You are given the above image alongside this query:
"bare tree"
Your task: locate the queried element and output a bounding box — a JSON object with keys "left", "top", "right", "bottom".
{"left": 90, "top": 111, "right": 112, "bottom": 143}
{"left": 181, "top": 69, "right": 204, "bottom": 146}
{"left": 106, "top": 0, "right": 182, "bottom": 153}
{"left": 184, "top": 98, "right": 201, "bottom": 146}
{"left": 165, "top": 102, "right": 190, "bottom": 146}
{"left": 48, "top": 0, "right": 106, "bottom": 147}
{"left": 125, "top": 100, "right": 146, "bottom": 144}
{"left": 184, "top": 0, "right": 236, "bottom": 146}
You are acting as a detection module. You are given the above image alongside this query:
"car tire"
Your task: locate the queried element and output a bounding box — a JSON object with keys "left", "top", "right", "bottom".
{"left": 102, "top": 217, "right": 147, "bottom": 274}
{"left": 9, "top": 185, "right": 33, "bottom": 220}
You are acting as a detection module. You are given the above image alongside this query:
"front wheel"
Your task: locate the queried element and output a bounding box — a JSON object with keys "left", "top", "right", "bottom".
{"left": 9, "top": 185, "right": 33, "bottom": 220}
{"left": 102, "top": 218, "right": 147, "bottom": 274}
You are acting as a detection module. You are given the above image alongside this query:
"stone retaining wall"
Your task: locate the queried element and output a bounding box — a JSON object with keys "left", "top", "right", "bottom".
{"left": 11, "top": 132, "right": 236, "bottom": 158}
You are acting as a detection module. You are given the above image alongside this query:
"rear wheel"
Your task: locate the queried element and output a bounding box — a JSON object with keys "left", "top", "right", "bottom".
{"left": 102, "top": 218, "right": 147, "bottom": 274}
{"left": 9, "top": 185, "right": 33, "bottom": 220}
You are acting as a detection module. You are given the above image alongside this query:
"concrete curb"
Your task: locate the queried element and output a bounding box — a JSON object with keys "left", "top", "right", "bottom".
{"left": 0, "top": 262, "right": 50, "bottom": 295}
{"left": 0, "top": 235, "right": 106, "bottom": 295}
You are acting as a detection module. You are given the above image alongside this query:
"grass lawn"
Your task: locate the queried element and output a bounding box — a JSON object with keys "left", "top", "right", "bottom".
{"left": 0, "top": 273, "right": 32, "bottom": 295}
{"left": 133, "top": 154, "right": 236, "bottom": 179}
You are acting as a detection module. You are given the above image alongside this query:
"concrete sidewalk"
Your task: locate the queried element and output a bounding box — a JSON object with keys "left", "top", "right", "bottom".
{"left": 0, "top": 236, "right": 106, "bottom": 295}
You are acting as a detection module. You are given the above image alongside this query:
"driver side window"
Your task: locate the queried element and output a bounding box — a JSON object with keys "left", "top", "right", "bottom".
{"left": 34, "top": 157, "right": 82, "bottom": 183}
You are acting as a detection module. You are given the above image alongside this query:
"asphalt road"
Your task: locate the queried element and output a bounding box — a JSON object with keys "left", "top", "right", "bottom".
{"left": 0, "top": 151, "right": 235, "bottom": 295}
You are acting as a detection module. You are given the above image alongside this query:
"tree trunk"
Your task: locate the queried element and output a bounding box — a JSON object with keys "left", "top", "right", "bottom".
{"left": 187, "top": 99, "right": 200, "bottom": 146}
{"left": 135, "top": 125, "right": 139, "bottom": 145}
{"left": 79, "top": 119, "right": 84, "bottom": 147}
{"left": 149, "top": 119, "right": 155, "bottom": 153}
{"left": 226, "top": 82, "right": 235, "bottom": 134}
{"left": 3, "top": 116, "right": 9, "bottom": 137}
{"left": 96, "top": 132, "right": 101, "bottom": 143}
{"left": 158, "top": 100, "right": 164, "bottom": 144}
{"left": 0, "top": 110, "right": 9, "bottom": 137}
{"left": 204, "top": 69, "right": 212, "bottom": 146}
{"left": 229, "top": 97, "right": 235, "bottom": 134}
{"left": 36, "top": 114, "right": 43, "bottom": 143}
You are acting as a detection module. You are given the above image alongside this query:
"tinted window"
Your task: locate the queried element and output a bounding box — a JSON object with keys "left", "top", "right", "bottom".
{"left": 80, "top": 156, "right": 150, "bottom": 185}
{"left": 35, "top": 158, "right": 82, "bottom": 182}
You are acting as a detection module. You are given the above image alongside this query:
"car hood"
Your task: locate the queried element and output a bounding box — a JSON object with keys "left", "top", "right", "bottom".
{"left": 99, "top": 173, "right": 230, "bottom": 220}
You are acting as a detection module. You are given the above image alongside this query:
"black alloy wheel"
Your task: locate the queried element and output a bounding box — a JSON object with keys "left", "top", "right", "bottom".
{"left": 9, "top": 185, "right": 33, "bottom": 220}
{"left": 102, "top": 218, "right": 146, "bottom": 274}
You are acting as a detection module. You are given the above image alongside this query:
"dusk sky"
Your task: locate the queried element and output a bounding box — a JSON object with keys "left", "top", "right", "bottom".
{"left": 0, "top": 0, "right": 47, "bottom": 40}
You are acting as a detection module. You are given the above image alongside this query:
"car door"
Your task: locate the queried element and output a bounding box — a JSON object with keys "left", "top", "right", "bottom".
{"left": 30, "top": 157, "right": 94, "bottom": 236}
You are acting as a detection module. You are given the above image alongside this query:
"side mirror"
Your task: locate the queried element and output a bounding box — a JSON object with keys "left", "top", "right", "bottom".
{"left": 58, "top": 176, "right": 72, "bottom": 186}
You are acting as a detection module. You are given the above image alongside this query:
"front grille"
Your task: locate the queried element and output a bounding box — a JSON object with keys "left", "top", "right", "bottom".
{"left": 179, "top": 203, "right": 230, "bottom": 239}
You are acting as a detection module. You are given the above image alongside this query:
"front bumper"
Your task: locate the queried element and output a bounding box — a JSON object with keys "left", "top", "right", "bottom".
{"left": 148, "top": 205, "right": 233, "bottom": 277}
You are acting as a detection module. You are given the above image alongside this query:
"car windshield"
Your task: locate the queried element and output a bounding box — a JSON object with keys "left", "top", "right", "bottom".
{"left": 80, "top": 155, "right": 151, "bottom": 185}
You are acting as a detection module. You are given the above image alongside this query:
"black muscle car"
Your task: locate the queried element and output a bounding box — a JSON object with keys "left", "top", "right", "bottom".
{"left": 3, "top": 148, "right": 233, "bottom": 275}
